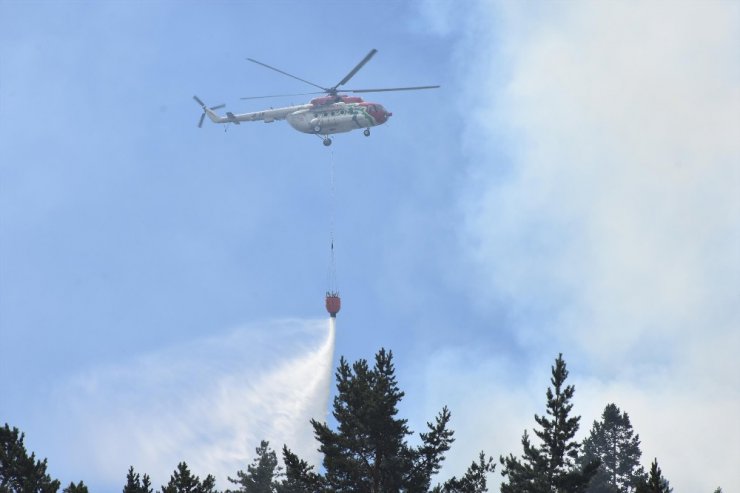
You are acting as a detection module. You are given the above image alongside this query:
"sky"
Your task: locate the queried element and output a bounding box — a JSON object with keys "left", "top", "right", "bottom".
{"left": 1, "top": 0, "right": 738, "bottom": 491}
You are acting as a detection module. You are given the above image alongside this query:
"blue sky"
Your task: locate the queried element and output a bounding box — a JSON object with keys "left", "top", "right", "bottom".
{"left": 1, "top": 1, "right": 739, "bottom": 491}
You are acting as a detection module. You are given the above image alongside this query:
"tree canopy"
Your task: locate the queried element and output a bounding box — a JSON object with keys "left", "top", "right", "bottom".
{"left": 635, "top": 459, "right": 672, "bottom": 493}
{"left": 161, "top": 462, "right": 218, "bottom": 493}
{"left": 123, "top": 465, "right": 154, "bottom": 493}
{"left": 499, "top": 354, "right": 599, "bottom": 492}
{"left": 61, "top": 481, "right": 88, "bottom": 493}
{"left": 0, "top": 423, "right": 61, "bottom": 493}
{"left": 582, "top": 403, "right": 646, "bottom": 492}
{"left": 228, "top": 440, "right": 282, "bottom": 493}
{"left": 2, "top": 350, "right": 688, "bottom": 493}
{"left": 293, "top": 348, "right": 458, "bottom": 492}
{"left": 433, "top": 452, "right": 496, "bottom": 493}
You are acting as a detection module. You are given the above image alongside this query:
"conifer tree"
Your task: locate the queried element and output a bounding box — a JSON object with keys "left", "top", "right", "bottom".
{"left": 318, "top": 349, "right": 455, "bottom": 492}
{"left": 635, "top": 459, "right": 671, "bottom": 493}
{"left": 228, "top": 441, "right": 282, "bottom": 493}
{"left": 143, "top": 475, "right": 154, "bottom": 493}
{"left": 582, "top": 403, "right": 645, "bottom": 492}
{"left": 161, "top": 462, "right": 218, "bottom": 493}
{"left": 0, "top": 423, "right": 61, "bottom": 492}
{"left": 434, "top": 451, "right": 496, "bottom": 492}
{"left": 62, "top": 481, "right": 88, "bottom": 493}
{"left": 124, "top": 466, "right": 153, "bottom": 493}
{"left": 288, "top": 348, "right": 455, "bottom": 492}
{"left": 124, "top": 466, "right": 140, "bottom": 493}
{"left": 499, "top": 354, "right": 599, "bottom": 493}
{"left": 277, "top": 446, "right": 324, "bottom": 493}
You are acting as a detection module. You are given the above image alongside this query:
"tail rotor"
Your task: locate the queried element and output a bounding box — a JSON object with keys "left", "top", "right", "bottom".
{"left": 193, "top": 96, "right": 225, "bottom": 128}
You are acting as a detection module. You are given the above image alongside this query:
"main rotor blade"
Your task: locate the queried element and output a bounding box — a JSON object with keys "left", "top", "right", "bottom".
{"left": 246, "top": 58, "right": 327, "bottom": 92}
{"left": 240, "top": 91, "right": 325, "bottom": 101}
{"left": 333, "top": 49, "right": 377, "bottom": 91}
{"left": 193, "top": 95, "right": 206, "bottom": 107}
{"left": 346, "top": 85, "right": 441, "bottom": 93}
{"left": 198, "top": 113, "right": 206, "bottom": 128}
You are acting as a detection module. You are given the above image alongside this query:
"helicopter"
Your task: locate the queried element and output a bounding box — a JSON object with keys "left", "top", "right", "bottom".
{"left": 193, "top": 49, "right": 439, "bottom": 146}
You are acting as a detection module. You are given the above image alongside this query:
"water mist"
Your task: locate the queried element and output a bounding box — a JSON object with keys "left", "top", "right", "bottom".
{"left": 40, "top": 318, "right": 337, "bottom": 490}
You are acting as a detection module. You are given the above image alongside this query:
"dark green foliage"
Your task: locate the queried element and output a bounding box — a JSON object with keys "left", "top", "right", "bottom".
{"left": 144, "top": 475, "right": 154, "bottom": 493}
{"left": 434, "top": 452, "right": 496, "bottom": 493}
{"left": 582, "top": 403, "right": 646, "bottom": 492}
{"left": 62, "top": 481, "right": 88, "bottom": 493}
{"left": 499, "top": 354, "right": 598, "bottom": 493}
{"left": 407, "top": 406, "right": 456, "bottom": 490}
{"left": 635, "top": 459, "right": 671, "bottom": 493}
{"left": 0, "top": 423, "right": 61, "bottom": 493}
{"left": 304, "top": 348, "right": 455, "bottom": 492}
{"left": 124, "top": 466, "right": 154, "bottom": 493}
{"left": 228, "top": 441, "right": 282, "bottom": 493}
{"left": 532, "top": 355, "right": 584, "bottom": 480}
{"left": 277, "top": 446, "right": 324, "bottom": 493}
{"left": 499, "top": 430, "right": 549, "bottom": 492}
{"left": 161, "top": 462, "right": 218, "bottom": 493}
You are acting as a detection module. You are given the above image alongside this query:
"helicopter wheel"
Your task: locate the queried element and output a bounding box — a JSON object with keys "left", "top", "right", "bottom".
{"left": 363, "top": 128, "right": 371, "bottom": 137}
{"left": 314, "top": 125, "right": 322, "bottom": 133}
{"left": 323, "top": 137, "right": 332, "bottom": 146}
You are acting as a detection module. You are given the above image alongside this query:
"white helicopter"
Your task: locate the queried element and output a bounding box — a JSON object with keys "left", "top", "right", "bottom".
{"left": 193, "top": 49, "right": 439, "bottom": 146}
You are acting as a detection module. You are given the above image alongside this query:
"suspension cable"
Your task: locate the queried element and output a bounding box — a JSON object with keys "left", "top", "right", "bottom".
{"left": 327, "top": 148, "right": 338, "bottom": 295}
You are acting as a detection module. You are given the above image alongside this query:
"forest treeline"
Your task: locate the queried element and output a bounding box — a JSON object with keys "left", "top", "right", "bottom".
{"left": 0, "top": 350, "right": 724, "bottom": 492}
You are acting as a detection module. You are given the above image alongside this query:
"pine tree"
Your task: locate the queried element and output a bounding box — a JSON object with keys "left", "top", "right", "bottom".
{"left": 434, "top": 451, "right": 496, "bottom": 492}
{"left": 143, "top": 475, "right": 154, "bottom": 493}
{"left": 499, "top": 430, "right": 549, "bottom": 492}
{"left": 161, "top": 462, "right": 218, "bottom": 493}
{"left": 228, "top": 441, "right": 282, "bottom": 493}
{"left": 124, "top": 466, "right": 154, "bottom": 493}
{"left": 62, "top": 481, "right": 88, "bottom": 493}
{"left": 292, "top": 348, "right": 455, "bottom": 492}
{"left": 124, "top": 466, "right": 141, "bottom": 493}
{"left": 582, "top": 403, "right": 646, "bottom": 493}
{"left": 499, "top": 354, "right": 599, "bottom": 493}
{"left": 0, "top": 423, "right": 61, "bottom": 492}
{"left": 635, "top": 459, "right": 671, "bottom": 493}
{"left": 277, "top": 446, "right": 324, "bottom": 493}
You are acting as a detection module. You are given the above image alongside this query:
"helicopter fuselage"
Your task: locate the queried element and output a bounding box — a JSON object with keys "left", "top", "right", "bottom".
{"left": 288, "top": 100, "right": 391, "bottom": 135}
{"left": 202, "top": 96, "right": 392, "bottom": 137}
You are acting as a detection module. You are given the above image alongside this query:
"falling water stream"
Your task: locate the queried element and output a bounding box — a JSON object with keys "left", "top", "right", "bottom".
{"left": 40, "top": 318, "right": 336, "bottom": 491}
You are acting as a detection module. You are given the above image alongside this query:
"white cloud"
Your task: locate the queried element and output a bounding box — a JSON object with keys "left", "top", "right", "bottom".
{"left": 43, "top": 318, "right": 335, "bottom": 490}
{"left": 428, "top": 1, "right": 740, "bottom": 491}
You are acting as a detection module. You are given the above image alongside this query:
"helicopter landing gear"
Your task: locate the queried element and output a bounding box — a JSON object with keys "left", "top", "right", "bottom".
{"left": 314, "top": 125, "right": 322, "bottom": 133}
{"left": 323, "top": 137, "right": 332, "bottom": 146}
{"left": 363, "top": 128, "right": 371, "bottom": 137}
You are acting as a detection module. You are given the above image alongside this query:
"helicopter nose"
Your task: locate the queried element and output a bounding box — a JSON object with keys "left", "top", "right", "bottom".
{"left": 367, "top": 104, "right": 391, "bottom": 124}
{"left": 376, "top": 106, "right": 391, "bottom": 123}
